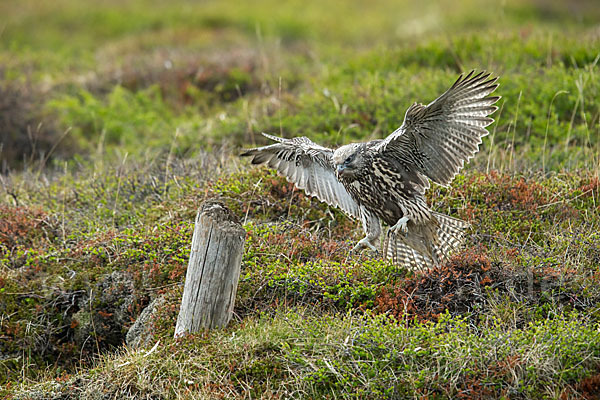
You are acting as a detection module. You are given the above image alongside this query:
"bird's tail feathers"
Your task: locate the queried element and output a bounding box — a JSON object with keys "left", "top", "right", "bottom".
{"left": 432, "top": 212, "right": 469, "bottom": 258}
{"left": 385, "top": 238, "right": 432, "bottom": 271}
{"left": 384, "top": 212, "right": 469, "bottom": 271}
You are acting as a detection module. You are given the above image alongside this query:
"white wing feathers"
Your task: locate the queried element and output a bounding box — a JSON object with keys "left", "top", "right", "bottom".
{"left": 378, "top": 71, "right": 500, "bottom": 186}
{"left": 240, "top": 133, "right": 361, "bottom": 219}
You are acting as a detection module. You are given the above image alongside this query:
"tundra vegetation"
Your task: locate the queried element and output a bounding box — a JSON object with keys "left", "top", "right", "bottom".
{"left": 1, "top": 0, "right": 600, "bottom": 398}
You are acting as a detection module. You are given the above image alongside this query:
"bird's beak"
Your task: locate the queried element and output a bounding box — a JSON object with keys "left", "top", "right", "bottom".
{"left": 336, "top": 164, "right": 344, "bottom": 178}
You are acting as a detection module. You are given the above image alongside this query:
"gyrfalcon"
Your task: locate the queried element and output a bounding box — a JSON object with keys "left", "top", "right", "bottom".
{"left": 241, "top": 71, "right": 499, "bottom": 270}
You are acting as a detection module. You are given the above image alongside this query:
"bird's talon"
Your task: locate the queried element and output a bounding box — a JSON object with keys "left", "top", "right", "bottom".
{"left": 350, "top": 237, "right": 379, "bottom": 256}
{"left": 390, "top": 216, "right": 409, "bottom": 235}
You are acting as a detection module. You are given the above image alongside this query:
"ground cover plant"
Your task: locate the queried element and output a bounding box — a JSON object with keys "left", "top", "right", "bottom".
{"left": 1, "top": 0, "right": 600, "bottom": 398}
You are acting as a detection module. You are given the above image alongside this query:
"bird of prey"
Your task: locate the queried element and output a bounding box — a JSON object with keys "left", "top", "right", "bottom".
{"left": 241, "top": 71, "right": 499, "bottom": 270}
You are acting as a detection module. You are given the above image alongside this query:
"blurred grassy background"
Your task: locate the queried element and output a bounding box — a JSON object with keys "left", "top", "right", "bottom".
{"left": 0, "top": 0, "right": 598, "bottom": 171}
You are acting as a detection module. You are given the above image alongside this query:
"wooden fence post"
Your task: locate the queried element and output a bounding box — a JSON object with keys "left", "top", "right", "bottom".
{"left": 174, "top": 201, "right": 245, "bottom": 336}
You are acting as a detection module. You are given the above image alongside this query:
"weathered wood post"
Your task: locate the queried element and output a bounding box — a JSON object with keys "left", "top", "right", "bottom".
{"left": 174, "top": 201, "right": 245, "bottom": 336}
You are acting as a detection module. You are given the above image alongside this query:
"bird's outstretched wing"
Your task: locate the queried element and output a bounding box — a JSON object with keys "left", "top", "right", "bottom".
{"left": 377, "top": 71, "right": 500, "bottom": 186}
{"left": 240, "top": 133, "right": 361, "bottom": 219}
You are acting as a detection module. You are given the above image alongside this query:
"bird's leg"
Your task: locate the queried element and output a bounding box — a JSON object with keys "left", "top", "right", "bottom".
{"left": 350, "top": 208, "right": 381, "bottom": 257}
{"left": 390, "top": 216, "right": 410, "bottom": 235}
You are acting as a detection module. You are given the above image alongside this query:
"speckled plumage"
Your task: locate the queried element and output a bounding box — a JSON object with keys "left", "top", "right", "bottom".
{"left": 241, "top": 71, "right": 500, "bottom": 270}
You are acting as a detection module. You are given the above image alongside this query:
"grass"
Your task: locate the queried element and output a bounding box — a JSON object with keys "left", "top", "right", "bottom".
{"left": 2, "top": 0, "right": 600, "bottom": 398}
{"left": 8, "top": 310, "right": 600, "bottom": 399}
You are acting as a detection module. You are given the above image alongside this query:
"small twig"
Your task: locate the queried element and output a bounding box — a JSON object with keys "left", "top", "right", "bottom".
{"left": 536, "top": 187, "right": 594, "bottom": 209}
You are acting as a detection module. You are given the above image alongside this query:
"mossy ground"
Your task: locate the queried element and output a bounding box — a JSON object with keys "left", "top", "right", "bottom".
{"left": 2, "top": 0, "right": 600, "bottom": 398}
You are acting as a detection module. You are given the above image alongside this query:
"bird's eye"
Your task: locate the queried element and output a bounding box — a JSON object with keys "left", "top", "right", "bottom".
{"left": 344, "top": 154, "right": 356, "bottom": 165}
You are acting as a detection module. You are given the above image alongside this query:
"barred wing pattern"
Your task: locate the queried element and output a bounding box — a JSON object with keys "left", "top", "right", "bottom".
{"left": 378, "top": 71, "right": 500, "bottom": 186}
{"left": 240, "top": 133, "right": 362, "bottom": 219}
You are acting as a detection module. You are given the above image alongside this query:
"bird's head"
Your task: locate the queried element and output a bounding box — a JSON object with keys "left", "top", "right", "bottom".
{"left": 332, "top": 143, "right": 364, "bottom": 180}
